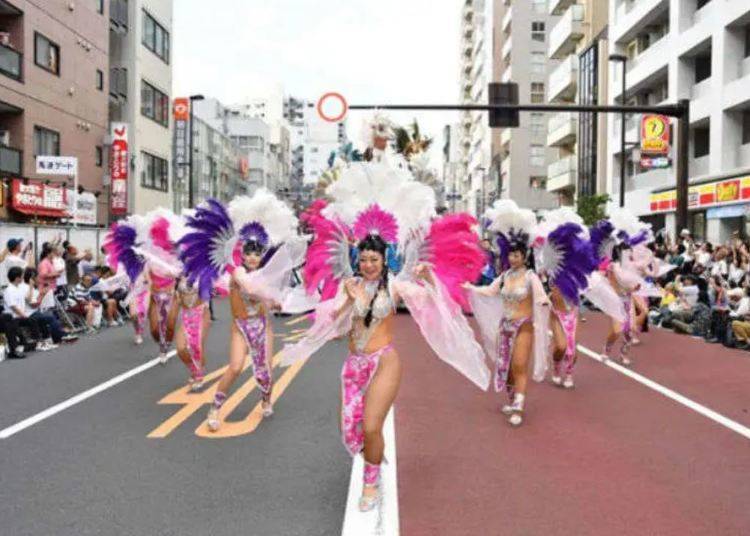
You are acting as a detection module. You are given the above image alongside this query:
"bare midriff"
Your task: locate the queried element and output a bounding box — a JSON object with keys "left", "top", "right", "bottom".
{"left": 348, "top": 313, "right": 394, "bottom": 355}
{"left": 230, "top": 283, "right": 265, "bottom": 320}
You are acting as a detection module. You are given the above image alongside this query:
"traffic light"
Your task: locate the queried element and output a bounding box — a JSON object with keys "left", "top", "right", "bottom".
{"left": 488, "top": 82, "right": 519, "bottom": 128}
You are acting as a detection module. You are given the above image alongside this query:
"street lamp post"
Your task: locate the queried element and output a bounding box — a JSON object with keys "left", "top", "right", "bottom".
{"left": 188, "top": 94, "right": 205, "bottom": 208}
{"left": 609, "top": 54, "right": 628, "bottom": 208}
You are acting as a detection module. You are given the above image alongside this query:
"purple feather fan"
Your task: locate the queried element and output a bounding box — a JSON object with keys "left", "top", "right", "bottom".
{"left": 103, "top": 223, "right": 145, "bottom": 282}
{"left": 547, "top": 223, "right": 599, "bottom": 305}
{"left": 178, "top": 198, "right": 234, "bottom": 301}
{"left": 589, "top": 220, "right": 615, "bottom": 263}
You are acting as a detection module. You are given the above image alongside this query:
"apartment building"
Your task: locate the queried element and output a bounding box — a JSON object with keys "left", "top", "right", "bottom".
{"left": 0, "top": 0, "right": 109, "bottom": 224}
{"left": 492, "top": 0, "right": 559, "bottom": 212}
{"left": 547, "top": 0, "right": 610, "bottom": 204}
{"left": 459, "top": 0, "right": 493, "bottom": 216}
{"left": 109, "top": 0, "right": 173, "bottom": 216}
{"left": 608, "top": 0, "right": 750, "bottom": 243}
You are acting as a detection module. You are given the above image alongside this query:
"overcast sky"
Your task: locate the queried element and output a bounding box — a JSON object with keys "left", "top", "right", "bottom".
{"left": 173, "top": 0, "right": 463, "bottom": 166}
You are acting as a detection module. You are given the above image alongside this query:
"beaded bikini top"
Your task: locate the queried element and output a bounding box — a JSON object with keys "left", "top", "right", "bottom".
{"left": 351, "top": 280, "right": 394, "bottom": 352}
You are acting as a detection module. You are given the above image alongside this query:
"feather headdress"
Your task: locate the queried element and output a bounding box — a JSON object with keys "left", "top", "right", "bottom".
{"left": 609, "top": 207, "right": 653, "bottom": 247}
{"left": 179, "top": 189, "right": 298, "bottom": 301}
{"left": 484, "top": 200, "right": 537, "bottom": 270}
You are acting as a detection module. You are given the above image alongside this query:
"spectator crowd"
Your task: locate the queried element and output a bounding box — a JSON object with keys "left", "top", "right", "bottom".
{"left": 0, "top": 235, "right": 129, "bottom": 360}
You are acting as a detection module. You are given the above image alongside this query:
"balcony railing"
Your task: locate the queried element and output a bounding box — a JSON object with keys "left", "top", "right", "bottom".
{"left": 501, "top": 36, "right": 512, "bottom": 59}
{"left": 549, "top": 0, "right": 577, "bottom": 16}
{"left": 501, "top": 6, "right": 512, "bottom": 32}
{"left": 548, "top": 4, "right": 585, "bottom": 59}
{"left": 0, "top": 42, "right": 22, "bottom": 82}
{"left": 548, "top": 55, "right": 578, "bottom": 102}
{"left": 0, "top": 144, "right": 22, "bottom": 175}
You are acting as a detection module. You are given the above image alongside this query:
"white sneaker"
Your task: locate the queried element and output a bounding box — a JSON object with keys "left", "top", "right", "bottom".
{"left": 501, "top": 404, "right": 514, "bottom": 415}
{"left": 134, "top": 335, "right": 143, "bottom": 345}
{"left": 158, "top": 352, "right": 170, "bottom": 365}
{"left": 621, "top": 356, "right": 632, "bottom": 367}
{"left": 45, "top": 340, "right": 59, "bottom": 350}
{"left": 563, "top": 375, "right": 575, "bottom": 389}
{"left": 108, "top": 321, "right": 118, "bottom": 327}
{"left": 37, "top": 342, "right": 51, "bottom": 352}
{"left": 508, "top": 413, "right": 523, "bottom": 427}
{"left": 261, "top": 400, "right": 274, "bottom": 418}
{"left": 551, "top": 375, "right": 562, "bottom": 386}
{"left": 189, "top": 378, "right": 204, "bottom": 393}
{"left": 14, "top": 346, "right": 25, "bottom": 355}
{"left": 207, "top": 407, "right": 220, "bottom": 432}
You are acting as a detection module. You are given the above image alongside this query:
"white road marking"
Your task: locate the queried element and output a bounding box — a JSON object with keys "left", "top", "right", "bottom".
{"left": 0, "top": 351, "right": 175, "bottom": 440}
{"left": 577, "top": 344, "right": 750, "bottom": 441}
{"left": 342, "top": 407, "right": 399, "bottom": 536}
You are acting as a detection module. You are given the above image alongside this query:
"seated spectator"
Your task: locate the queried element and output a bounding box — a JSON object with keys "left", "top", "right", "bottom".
{"left": 3, "top": 266, "right": 55, "bottom": 351}
{"left": 0, "top": 309, "right": 27, "bottom": 359}
{"left": 731, "top": 287, "right": 750, "bottom": 348}
{"left": 21, "top": 268, "right": 70, "bottom": 345}
{"left": 672, "top": 279, "right": 711, "bottom": 338}
{"left": 658, "top": 275, "right": 699, "bottom": 328}
{"left": 71, "top": 274, "right": 101, "bottom": 332}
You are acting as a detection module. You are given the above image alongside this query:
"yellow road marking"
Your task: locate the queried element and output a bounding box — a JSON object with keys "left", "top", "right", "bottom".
{"left": 285, "top": 315, "right": 310, "bottom": 327}
{"left": 196, "top": 355, "right": 309, "bottom": 438}
{"left": 147, "top": 359, "right": 254, "bottom": 438}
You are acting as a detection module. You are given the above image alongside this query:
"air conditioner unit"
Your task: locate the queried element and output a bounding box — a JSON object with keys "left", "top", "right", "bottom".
{"left": 0, "top": 130, "right": 10, "bottom": 147}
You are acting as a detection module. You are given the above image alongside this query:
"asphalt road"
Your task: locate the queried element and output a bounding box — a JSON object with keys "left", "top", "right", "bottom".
{"left": 3, "top": 304, "right": 749, "bottom": 536}
{"left": 0, "top": 301, "right": 350, "bottom": 536}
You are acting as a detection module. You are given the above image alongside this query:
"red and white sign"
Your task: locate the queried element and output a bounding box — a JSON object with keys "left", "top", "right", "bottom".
{"left": 10, "top": 178, "right": 68, "bottom": 217}
{"left": 317, "top": 92, "right": 348, "bottom": 123}
{"left": 110, "top": 122, "right": 129, "bottom": 215}
{"left": 173, "top": 98, "right": 189, "bottom": 185}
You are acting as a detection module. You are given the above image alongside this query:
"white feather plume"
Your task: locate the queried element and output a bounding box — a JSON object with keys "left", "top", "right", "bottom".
{"left": 608, "top": 207, "right": 653, "bottom": 243}
{"left": 535, "top": 207, "right": 587, "bottom": 240}
{"left": 323, "top": 161, "right": 436, "bottom": 243}
{"left": 361, "top": 110, "right": 395, "bottom": 146}
{"left": 227, "top": 188, "right": 298, "bottom": 246}
{"left": 484, "top": 199, "right": 536, "bottom": 237}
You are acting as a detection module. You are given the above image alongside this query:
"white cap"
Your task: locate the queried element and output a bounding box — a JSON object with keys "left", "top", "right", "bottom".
{"left": 680, "top": 228, "right": 690, "bottom": 236}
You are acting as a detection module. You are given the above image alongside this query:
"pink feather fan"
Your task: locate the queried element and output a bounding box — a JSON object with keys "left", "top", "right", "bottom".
{"left": 303, "top": 212, "right": 353, "bottom": 300}
{"left": 424, "top": 213, "right": 484, "bottom": 310}
{"left": 352, "top": 204, "right": 398, "bottom": 243}
{"left": 149, "top": 216, "right": 174, "bottom": 253}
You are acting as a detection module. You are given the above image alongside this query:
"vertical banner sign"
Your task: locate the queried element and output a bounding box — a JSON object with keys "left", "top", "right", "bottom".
{"left": 110, "top": 122, "right": 129, "bottom": 215}
{"left": 173, "top": 98, "right": 189, "bottom": 188}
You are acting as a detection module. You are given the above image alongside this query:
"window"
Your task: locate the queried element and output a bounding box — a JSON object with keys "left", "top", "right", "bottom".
{"left": 531, "top": 82, "right": 545, "bottom": 103}
{"left": 530, "top": 113, "right": 545, "bottom": 136}
{"left": 742, "top": 110, "right": 750, "bottom": 145}
{"left": 33, "top": 126, "right": 60, "bottom": 156}
{"left": 695, "top": 53, "right": 711, "bottom": 83}
{"left": 530, "top": 176, "right": 547, "bottom": 189}
{"left": 142, "top": 10, "right": 170, "bottom": 63}
{"left": 96, "top": 69, "right": 104, "bottom": 91}
{"left": 745, "top": 24, "right": 750, "bottom": 58}
{"left": 97, "top": 0, "right": 104, "bottom": 14}
{"left": 531, "top": 22, "right": 545, "bottom": 42}
{"left": 141, "top": 80, "right": 169, "bottom": 127}
{"left": 696, "top": 0, "right": 711, "bottom": 9}
{"left": 530, "top": 52, "right": 545, "bottom": 74}
{"left": 693, "top": 126, "right": 710, "bottom": 158}
{"left": 530, "top": 145, "right": 545, "bottom": 167}
{"left": 141, "top": 152, "right": 169, "bottom": 191}
{"left": 95, "top": 146, "right": 103, "bottom": 167}
{"left": 578, "top": 41, "right": 600, "bottom": 197}
{"left": 34, "top": 33, "right": 60, "bottom": 75}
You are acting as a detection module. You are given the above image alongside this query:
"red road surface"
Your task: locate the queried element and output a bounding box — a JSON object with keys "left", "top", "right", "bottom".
{"left": 393, "top": 312, "right": 750, "bottom": 536}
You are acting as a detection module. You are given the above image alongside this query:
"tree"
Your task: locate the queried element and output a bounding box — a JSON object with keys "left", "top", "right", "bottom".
{"left": 576, "top": 194, "right": 610, "bottom": 226}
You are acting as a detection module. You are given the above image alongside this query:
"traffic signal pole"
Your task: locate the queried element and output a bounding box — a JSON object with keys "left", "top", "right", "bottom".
{"left": 350, "top": 98, "right": 691, "bottom": 234}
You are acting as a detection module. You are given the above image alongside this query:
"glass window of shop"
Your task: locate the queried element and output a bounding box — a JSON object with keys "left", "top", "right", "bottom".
{"left": 689, "top": 211, "right": 707, "bottom": 242}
